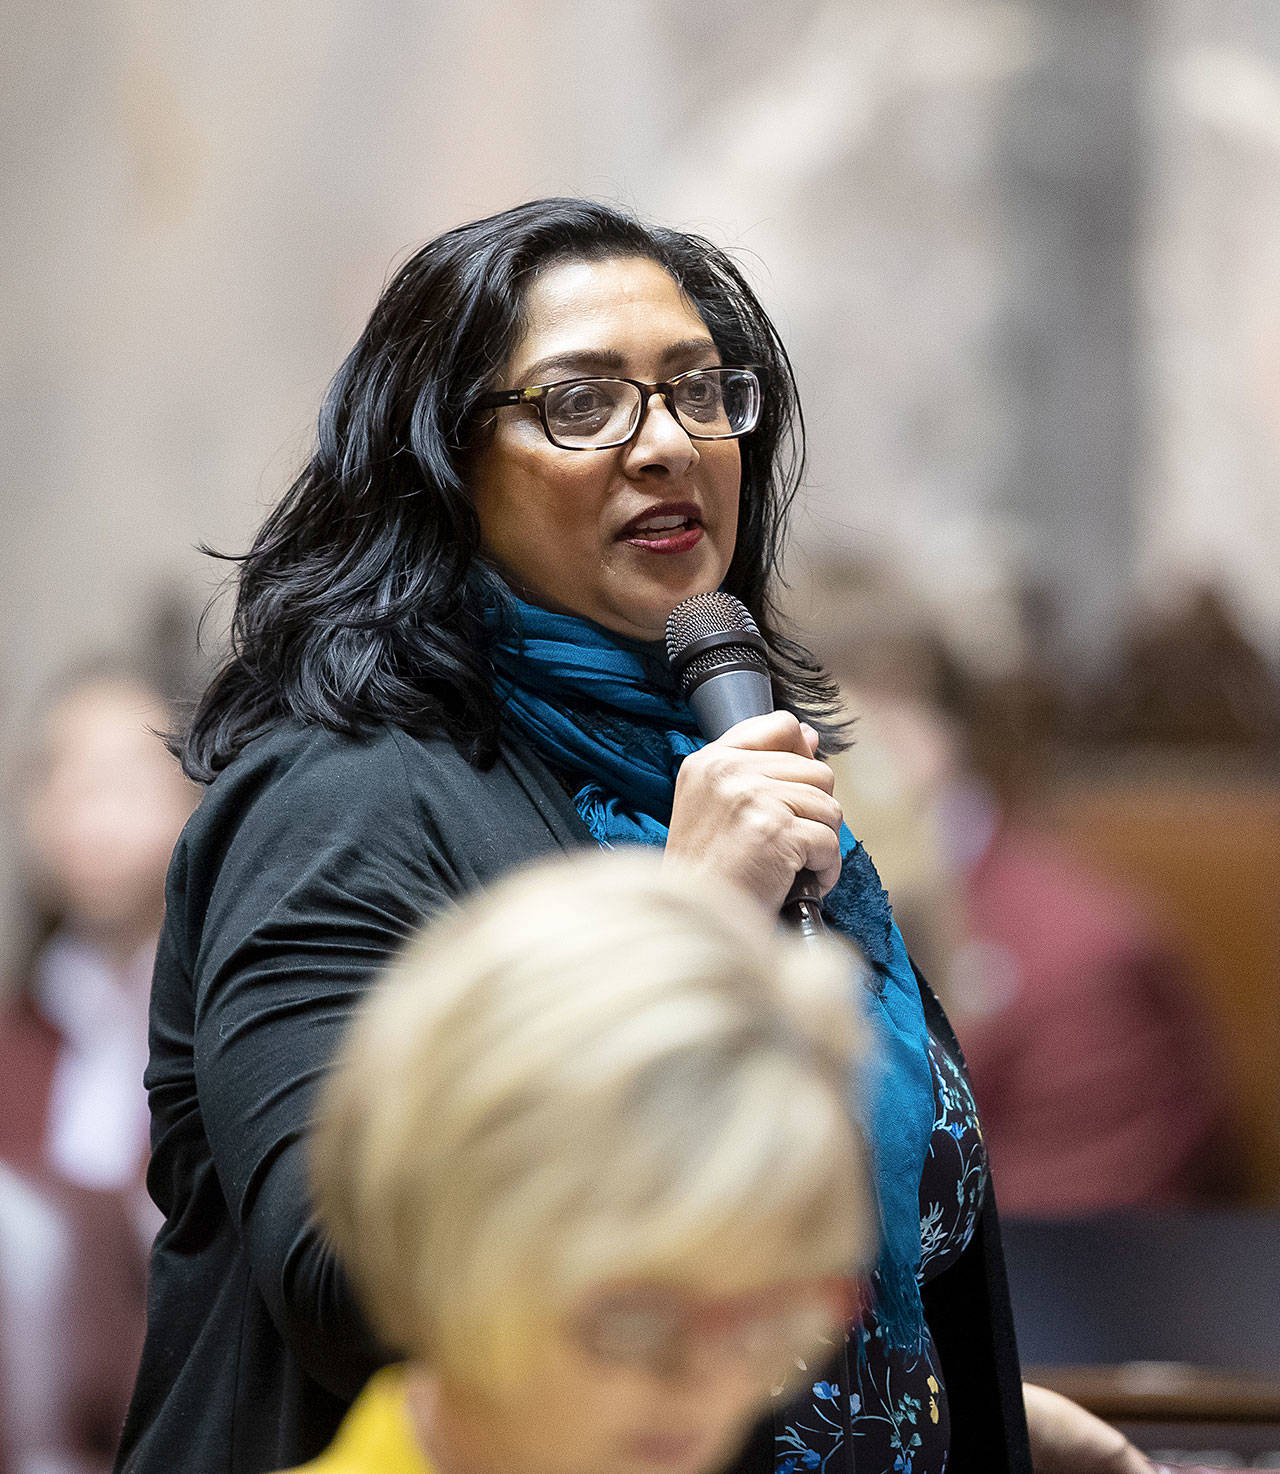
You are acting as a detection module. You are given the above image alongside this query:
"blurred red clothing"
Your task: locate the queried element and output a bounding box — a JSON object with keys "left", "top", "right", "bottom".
{"left": 0, "top": 991, "right": 149, "bottom": 1470}
{"left": 0, "top": 995, "right": 60, "bottom": 1178}
{"left": 951, "top": 825, "right": 1238, "bottom": 1214}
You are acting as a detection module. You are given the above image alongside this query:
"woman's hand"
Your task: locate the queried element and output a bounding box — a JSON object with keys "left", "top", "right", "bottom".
{"left": 1023, "top": 1383, "right": 1153, "bottom": 1474}
{"left": 664, "top": 711, "right": 844, "bottom": 912}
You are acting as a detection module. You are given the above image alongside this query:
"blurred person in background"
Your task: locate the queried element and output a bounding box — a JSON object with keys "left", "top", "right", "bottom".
{"left": 284, "top": 848, "right": 874, "bottom": 1474}
{"left": 0, "top": 665, "right": 197, "bottom": 1472}
{"left": 812, "top": 557, "right": 1242, "bottom": 1216}
{"left": 1088, "top": 583, "right": 1280, "bottom": 750}
{"left": 115, "top": 197, "right": 1150, "bottom": 1474}
{"left": 0, "top": 1159, "right": 72, "bottom": 1474}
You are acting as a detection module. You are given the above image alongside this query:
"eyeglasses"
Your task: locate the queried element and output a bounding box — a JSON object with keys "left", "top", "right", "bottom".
{"left": 477, "top": 366, "right": 764, "bottom": 450}
{"left": 567, "top": 1277, "right": 861, "bottom": 1381}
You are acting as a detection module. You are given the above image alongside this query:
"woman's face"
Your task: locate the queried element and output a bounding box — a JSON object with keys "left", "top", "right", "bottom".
{"left": 470, "top": 256, "right": 742, "bottom": 642}
{"left": 414, "top": 1277, "right": 834, "bottom": 1474}
{"left": 22, "top": 680, "right": 196, "bottom": 939}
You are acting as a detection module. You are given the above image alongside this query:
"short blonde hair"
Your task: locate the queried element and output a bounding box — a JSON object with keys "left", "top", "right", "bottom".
{"left": 313, "top": 850, "right": 872, "bottom": 1387}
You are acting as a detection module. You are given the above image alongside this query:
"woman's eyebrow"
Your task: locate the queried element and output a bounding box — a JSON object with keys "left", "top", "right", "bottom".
{"left": 517, "top": 337, "right": 720, "bottom": 385}
{"left": 518, "top": 348, "right": 627, "bottom": 383}
{"left": 659, "top": 336, "right": 722, "bottom": 369}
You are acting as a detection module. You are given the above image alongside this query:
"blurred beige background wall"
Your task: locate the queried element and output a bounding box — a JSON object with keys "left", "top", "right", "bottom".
{"left": 4, "top": 0, "right": 1280, "bottom": 960}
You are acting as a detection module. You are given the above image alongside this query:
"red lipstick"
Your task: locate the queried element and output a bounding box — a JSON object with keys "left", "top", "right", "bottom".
{"left": 618, "top": 502, "right": 704, "bottom": 555}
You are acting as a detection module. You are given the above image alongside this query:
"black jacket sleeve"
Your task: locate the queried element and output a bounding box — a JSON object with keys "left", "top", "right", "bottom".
{"left": 123, "top": 726, "right": 585, "bottom": 1473}
{"left": 183, "top": 729, "right": 456, "bottom": 1395}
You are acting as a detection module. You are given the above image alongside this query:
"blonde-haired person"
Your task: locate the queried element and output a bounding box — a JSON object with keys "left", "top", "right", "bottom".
{"left": 285, "top": 850, "right": 874, "bottom": 1474}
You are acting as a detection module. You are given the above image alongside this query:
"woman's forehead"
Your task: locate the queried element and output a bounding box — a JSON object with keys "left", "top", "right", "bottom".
{"left": 508, "top": 256, "right": 716, "bottom": 382}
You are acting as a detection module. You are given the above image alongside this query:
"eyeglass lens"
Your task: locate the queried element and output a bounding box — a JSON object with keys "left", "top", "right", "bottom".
{"left": 575, "top": 1287, "right": 844, "bottom": 1377}
{"left": 543, "top": 369, "right": 759, "bottom": 448}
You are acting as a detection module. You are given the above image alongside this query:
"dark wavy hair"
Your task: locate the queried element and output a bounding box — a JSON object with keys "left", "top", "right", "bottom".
{"left": 180, "top": 197, "right": 846, "bottom": 781}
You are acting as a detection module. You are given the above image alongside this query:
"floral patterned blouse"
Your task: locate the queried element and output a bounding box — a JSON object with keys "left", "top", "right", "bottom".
{"left": 775, "top": 1029, "right": 987, "bottom": 1474}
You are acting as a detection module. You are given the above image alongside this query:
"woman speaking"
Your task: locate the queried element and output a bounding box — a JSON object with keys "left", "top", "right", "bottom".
{"left": 115, "top": 198, "right": 1147, "bottom": 1474}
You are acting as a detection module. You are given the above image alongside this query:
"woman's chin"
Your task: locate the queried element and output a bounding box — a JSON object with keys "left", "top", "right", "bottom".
{"left": 508, "top": 568, "right": 729, "bottom": 644}
{"left": 594, "top": 600, "right": 692, "bottom": 644}
{"left": 602, "top": 576, "right": 729, "bottom": 643}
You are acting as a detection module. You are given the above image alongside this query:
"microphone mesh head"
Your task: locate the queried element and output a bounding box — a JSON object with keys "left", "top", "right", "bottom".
{"left": 664, "top": 592, "right": 761, "bottom": 664}
{"left": 665, "top": 592, "right": 769, "bottom": 698}
{"left": 679, "top": 642, "right": 768, "bottom": 688}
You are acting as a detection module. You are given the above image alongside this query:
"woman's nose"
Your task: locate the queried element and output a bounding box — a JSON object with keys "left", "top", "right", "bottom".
{"left": 623, "top": 391, "right": 699, "bottom": 475}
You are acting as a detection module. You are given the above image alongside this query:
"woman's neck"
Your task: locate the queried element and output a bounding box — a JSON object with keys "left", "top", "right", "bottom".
{"left": 404, "top": 1367, "right": 514, "bottom": 1474}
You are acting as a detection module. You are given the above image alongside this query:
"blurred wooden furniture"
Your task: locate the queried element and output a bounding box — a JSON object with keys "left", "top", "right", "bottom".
{"left": 1004, "top": 1211, "right": 1280, "bottom": 1464}
{"left": 1029, "top": 1362, "right": 1280, "bottom": 1423}
{"left": 1028, "top": 1365, "right": 1280, "bottom": 1464}
{"left": 1042, "top": 760, "right": 1280, "bottom": 1201}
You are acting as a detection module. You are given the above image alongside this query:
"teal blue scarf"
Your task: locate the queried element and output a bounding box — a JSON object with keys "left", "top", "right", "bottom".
{"left": 488, "top": 595, "right": 933, "bottom": 1351}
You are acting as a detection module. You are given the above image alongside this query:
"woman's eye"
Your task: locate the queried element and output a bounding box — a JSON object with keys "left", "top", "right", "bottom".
{"left": 588, "top": 1308, "right": 674, "bottom": 1363}
{"left": 678, "top": 377, "right": 724, "bottom": 419}
{"left": 553, "top": 385, "right": 614, "bottom": 424}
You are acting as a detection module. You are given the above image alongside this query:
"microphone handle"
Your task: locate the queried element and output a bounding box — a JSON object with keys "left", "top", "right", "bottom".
{"left": 673, "top": 634, "right": 827, "bottom": 937}
{"left": 783, "top": 869, "right": 826, "bottom": 939}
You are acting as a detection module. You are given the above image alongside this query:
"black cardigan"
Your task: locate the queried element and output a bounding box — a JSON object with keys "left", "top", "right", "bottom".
{"left": 114, "top": 721, "right": 1031, "bottom": 1474}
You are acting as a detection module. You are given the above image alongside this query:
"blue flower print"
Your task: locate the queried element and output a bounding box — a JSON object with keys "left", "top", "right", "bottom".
{"left": 777, "top": 1453, "right": 820, "bottom": 1473}
{"left": 775, "top": 1026, "right": 978, "bottom": 1474}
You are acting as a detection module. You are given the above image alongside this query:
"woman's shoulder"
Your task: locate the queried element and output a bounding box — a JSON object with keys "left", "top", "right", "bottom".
{"left": 168, "top": 718, "right": 582, "bottom": 913}
{"left": 209, "top": 720, "right": 478, "bottom": 792}
{"left": 155, "top": 723, "right": 498, "bottom": 997}
{"left": 185, "top": 721, "right": 495, "bottom": 836}
{"left": 164, "top": 724, "right": 465, "bottom": 900}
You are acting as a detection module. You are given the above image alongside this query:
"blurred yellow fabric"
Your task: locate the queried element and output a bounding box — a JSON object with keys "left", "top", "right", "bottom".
{"left": 282, "top": 1366, "right": 433, "bottom": 1474}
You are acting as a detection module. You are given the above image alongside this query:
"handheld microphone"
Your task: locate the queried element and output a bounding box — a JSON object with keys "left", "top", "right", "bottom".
{"left": 665, "top": 592, "right": 827, "bottom": 939}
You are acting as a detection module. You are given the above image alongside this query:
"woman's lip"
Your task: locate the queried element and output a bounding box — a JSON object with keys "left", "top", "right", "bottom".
{"left": 618, "top": 502, "right": 703, "bottom": 538}
{"left": 621, "top": 524, "right": 704, "bottom": 555}
{"left": 624, "top": 1430, "right": 704, "bottom": 1466}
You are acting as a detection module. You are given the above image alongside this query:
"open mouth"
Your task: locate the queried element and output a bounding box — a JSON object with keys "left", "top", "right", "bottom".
{"left": 620, "top": 505, "right": 704, "bottom": 552}
{"left": 628, "top": 512, "right": 696, "bottom": 540}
